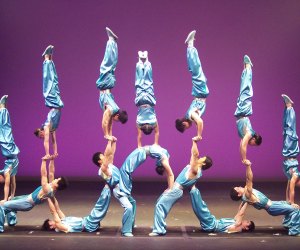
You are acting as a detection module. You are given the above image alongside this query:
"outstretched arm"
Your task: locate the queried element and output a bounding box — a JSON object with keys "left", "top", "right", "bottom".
{"left": 240, "top": 133, "right": 252, "bottom": 166}
{"left": 190, "top": 139, "right": 200, "bottom": 174}
{"left": 48, "top": 158, "right": 55, "bottom": 183}
{"left": 153, "top": 123, "right": 159, "bottom": 145}
{"left": 191, "top": 112, "right": 203, "bottom": 140}
{"left": 244, "top": 164, "right": 253, "bottom": 199}
{"left": 137, "top": 126, "right": 142, "bottom": 148}
{"left": 41, "top": 158, "right": 49, "bottom": 193}
{"left": 101, "top": 140, "right": 116, "bottom": 176}
{"left": 288, "top": 174, "right": 299, "bottom": 206}
{"left": 161, "top": 158, "right": 174, "bottom": 191}
{"left": 1, "top": 172, "right": 10, "bottom": 202}
{"left": 234, "top": 202, "right": 248, "bottom": 225}
{"left": 51, "top": 131, "right": 58, "bottom": 158}
{"left": 48, "top": 198, "right": 68, "bottom": 233}
{"left": 43, "top": 125, "right": 51, "bottom": 159}
{"left": 102, "top": 108, "right": 112, "bottom": 139}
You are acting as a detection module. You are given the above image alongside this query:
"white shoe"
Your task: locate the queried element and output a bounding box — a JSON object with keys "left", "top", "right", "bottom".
{"left": 149, "top": 232, "right": 164, "bottom": 237}
{"left": 185, "top": 30, "right": 196, "bottom": 45}
{"left": 282, "top": 94, "right": 294, "bottom": 105}
{"left": 106, "top": 27, "right": 118, "bottom": 40}
{"left": 122, "top": 232, "right": 133, "bottom": 237}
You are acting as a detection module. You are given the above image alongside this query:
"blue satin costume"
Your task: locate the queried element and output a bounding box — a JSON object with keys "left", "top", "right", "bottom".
{"left": 119, "top": 145, "right": 169, "bottom": 196}
{"left": 96, "top": 39, "right": 120, "bottom": 117}
{"left": 0, "top": 185, "right": 55, "bottom": 232}
{"left": 42, "top": 59, "right": 64, "bottom": 131}
{"left": 118, "top": 145, "right": 169, "bottom": 235}
{"left": 151, "top": 165, "right": 202, "bottom": 235}
{"left": 234, "top": 67, "right": 255, "bottom": 138}
{"left": 135, "top": 60, "right": 157, "bottom": 128}
{"left": 0, "top": 108, "right": 20, "bottom": 176}
{"left": 282, "top": 107, "right": 299, "bottom": 179}
{"left": 185, "top": 46, "right": 208, "bottom": 121}
{"left": 55, "top": 186, "right": 111, "bottom": 233}
{"left": 242, "top": 188, "right": 300, "bottom": 236}
{"left": 98, "top": 164, "right": 136, "bottom": 235}
{"left": 190, "top": 187, "right": 236, "bottom": 233}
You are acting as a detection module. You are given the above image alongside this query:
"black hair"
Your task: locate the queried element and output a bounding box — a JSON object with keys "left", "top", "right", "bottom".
{"left": 34, "top": 128, "right": 43, "bottom": 137}
{"left": 175, "top": 118, "right": 186, "bottom": 133}
{"left": 202, "top": 156, "right": 213, "bottom": 170}
{"left": 141, "top": 124, "right": 154, "bottom": 135}
{"left": 247, "top": 221, "right": 255, "bottom": 232}
{"left": 41, "top": 219, "right": 54, "bottom": 231}
{"left": 92, "top": 152, "right": 102, "bottom": 167}
{"left": 252, "top": 133, "right": 262, "bottom": 146}
{"left": 230, "top": 187, "right": 242, "bottom": 201}
{"left": 57, "top": 176, "right": 69, "bottom": 190}
{"left": 155, "top": 165, "right": 165, "bottom": 176}
{"left": 117, "top": 110, "right": 128, "bottom": 124}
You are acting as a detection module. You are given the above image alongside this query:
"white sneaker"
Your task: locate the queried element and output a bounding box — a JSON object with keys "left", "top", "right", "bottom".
{"left": 185, "top": 30, "right": 196, "bottom": 44}
{"left": 282, "top": 94, "right": 294, "bottom": 105}
{"left": 106, "top": 27, "right": 118, "bottom": 40}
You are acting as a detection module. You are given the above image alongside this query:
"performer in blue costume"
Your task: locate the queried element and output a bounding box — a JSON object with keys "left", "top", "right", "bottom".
{"left": 190, "top": 186, "right": 254, "bottom": 233}
{"left": 34, "top": 45, "right": 64, "bottom": 159}
{"left": 116, "top": 145, "right": 174, "bottom": 237}
{"left": 91, "top": 140, "right": 136, "bottom": 237}
{"left": 41, "top": 185, "right": 111, "bottom": 233}
{"left": 135, "top": 51, "right": 159, "bottom": 147}
{"left": 96, "top": 27, "right": 128, "bottom": 141}
{"left": 0, "top": 95, "right": 20, "bottom": 203}
{"left": 149, "top": 139, "right": 213, "bottom": 236}
{"left": 281, "top": 94, "right": 300, "bottom": 206}
{"left": 230, "top": 163, "right": 300, "bottom": 236}
{"left": 0, "top": 158, "right": 68, "bottom": 233}
{"left": 175, "top": 30, "right": 209, "bottom": 141}
{"left": 234, "top": 55, "right": 262, "bottom": 166}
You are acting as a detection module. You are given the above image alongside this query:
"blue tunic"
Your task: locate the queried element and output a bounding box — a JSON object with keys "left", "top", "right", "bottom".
{"left": 42, "top": 108, "right": 62, "bottom": 132}
{"left": 0, "top": 108, "right": 20, "bottom": 157}
{"left": 98, "top": 163, "right": 120, "bottom": 188}
{"left": 136, "top": 105, "right": 157, "bottom": 127}
{"left": 99, "top": 92, "right": 120, "bottom": 116}
{"left": 96, "top": 39, "right": 118, "bottom": 90}
{"left": 185, "top": 99, "right": 206, "bottom": 121}
{"left": 134, "top": 61, "right": 156, "bottom": 106}
{"left": 234, "top": 67, "right": 253, "bottom": 117}
{"left": 187, "top": 47, "right": 209, "bottom": 98}
{"left": 175, "top": 165, "right": 202, "bottom": 189}
{"left": 190, "top": 187, "right": 236, "bottom": 233}
{"left": 236, "top": 117, "right": 256, "bottom": 139}
{"left": 43, "top": 60, "right": 64, "bottom": 109}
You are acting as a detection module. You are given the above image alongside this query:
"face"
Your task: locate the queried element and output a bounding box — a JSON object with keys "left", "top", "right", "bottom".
{"left": 234, "top": 186, "right": 244, "bottom": 196}
{"left": 199, "top": 156, "right": 207, "bottom": 164}
{"left": 113, "top": 114, "right": 120, "bottom": 122}
{"left": 241, "top": 220, "right": 252, "bottom": 231}
{"left": 248, "top": 138, "right": 257, "bottom": 146}
{"left": 38, "top": 130, "right": 45, "bottom": 139}
{"left": 98, "top": 153, "right": 104, "bottom": 166}
{"left": 52, "top": 177, "right": 61, "bottom": 188}
{"left": 48, "top": 220, "right": 56, "bottom": 229}
{"left": 182, "top": 121, "right": 191, "bottom": 129}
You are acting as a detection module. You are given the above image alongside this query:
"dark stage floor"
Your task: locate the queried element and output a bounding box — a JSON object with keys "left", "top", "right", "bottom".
{"left": 0, "top": 180, "right": 299, "bottom": 250}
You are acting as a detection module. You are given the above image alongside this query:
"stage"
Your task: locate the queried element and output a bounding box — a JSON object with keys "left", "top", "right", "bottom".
{"left": 0, "top": 179, "right": 298, "bottom": 250}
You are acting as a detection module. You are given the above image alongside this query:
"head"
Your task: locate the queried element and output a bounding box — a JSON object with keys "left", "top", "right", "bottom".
{"left": 200, "top": 156, "right": 213, "bottom": 170}
{"left": 230, "top": 187, "right": 244, "bottom": 201}
{"left": 241, "top": 220, "right": 255, "bottom": 232}
{"left": 113, "top": 110, "right": 128, "bottom": 124}
{"left": 42, "top": 219, "right": 55, "bottom": 231}
{"left": 140, "top": 124, "right": 154, "bottom": 135}
{"left": 249, "top": 133, "right": 262, "bottom": 146}
{"left": 155, "top": 165, "right": 165, "bottom": 176}
{"left": 34, "top": 128, "right": 44, "bottom": 138}
{"left": 52, "top": 176, "right": 69, "bottom": 191}
{"left": 175, "top": 118, "right": 192, "bottom": 133}
{"left": 92, "top": 151, "right": 104, "bottom": 168}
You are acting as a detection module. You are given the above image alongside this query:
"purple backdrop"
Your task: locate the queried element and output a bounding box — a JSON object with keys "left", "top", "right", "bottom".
{"left": 1, "top": 0, "right": 300, "bottom": 180}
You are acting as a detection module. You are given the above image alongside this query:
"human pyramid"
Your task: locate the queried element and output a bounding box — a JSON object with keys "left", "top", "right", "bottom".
{"left": 0, "top": 28, "right": 299, "bottom": 236}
